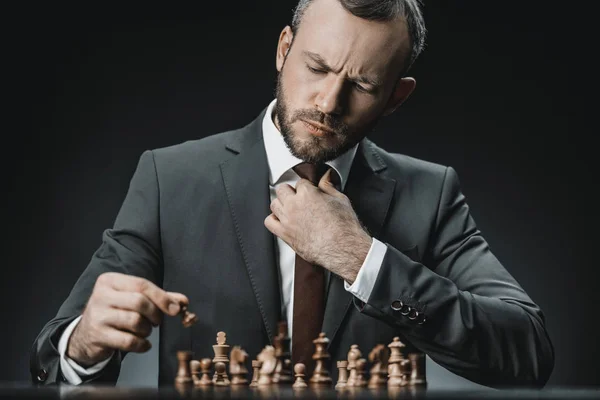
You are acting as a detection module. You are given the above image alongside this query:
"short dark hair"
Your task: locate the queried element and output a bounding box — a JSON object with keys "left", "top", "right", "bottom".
{"left": 291, "top": 0, "right": 427, "bottom": 76}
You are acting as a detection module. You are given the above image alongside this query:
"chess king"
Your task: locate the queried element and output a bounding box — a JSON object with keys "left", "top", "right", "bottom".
{"left": 30, "top": 0, "right": 554, "bottom": 389}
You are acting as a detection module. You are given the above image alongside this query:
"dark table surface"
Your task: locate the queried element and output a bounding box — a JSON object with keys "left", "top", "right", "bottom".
{"left": 1, "top": 384, "right": 599, "bottom": 399}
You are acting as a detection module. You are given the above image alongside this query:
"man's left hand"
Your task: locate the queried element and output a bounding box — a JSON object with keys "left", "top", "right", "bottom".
{"left": 264, "top": 169, "right": 372, "bottom": 284}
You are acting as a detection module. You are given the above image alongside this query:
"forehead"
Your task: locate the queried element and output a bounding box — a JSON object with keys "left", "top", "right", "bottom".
{"left": 295, "top": 0, "right": 410, "bottom": 78}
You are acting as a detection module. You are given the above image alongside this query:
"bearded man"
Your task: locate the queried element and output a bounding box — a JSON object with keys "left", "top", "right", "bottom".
{"left": 30, "top": 0, "right": 554, "bottom": 389}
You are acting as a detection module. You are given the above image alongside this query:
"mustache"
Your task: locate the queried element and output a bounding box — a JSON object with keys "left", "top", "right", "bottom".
{"left": 291, "top": 109, "right": 348, "bottom": 135}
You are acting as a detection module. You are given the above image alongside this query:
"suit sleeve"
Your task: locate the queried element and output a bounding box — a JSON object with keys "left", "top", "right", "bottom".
{"left": 357, "top": 166, "right": 555, "bottom": 388}
{"left": 29, "top": 150, "right": 163, "bottom": 385}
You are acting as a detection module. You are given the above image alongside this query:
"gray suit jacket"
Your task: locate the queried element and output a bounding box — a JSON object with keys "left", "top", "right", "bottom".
{"left": 30, "top": 108, "right": 554, "bottom": 388}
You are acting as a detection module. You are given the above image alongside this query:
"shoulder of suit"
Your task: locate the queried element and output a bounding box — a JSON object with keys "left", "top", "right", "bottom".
{"left": 142, "top": 128, "right": 245, "bottom": 173}
{"left": 365, "top": 140, "right": 453, "bottom": 185}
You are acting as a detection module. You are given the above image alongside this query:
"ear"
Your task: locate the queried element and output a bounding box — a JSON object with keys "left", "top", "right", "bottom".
{"left": 276, "top": 26, "right": 294, "bottom": 72}
{"left": 382, "top": 77, "right": 416, "bottom": 116}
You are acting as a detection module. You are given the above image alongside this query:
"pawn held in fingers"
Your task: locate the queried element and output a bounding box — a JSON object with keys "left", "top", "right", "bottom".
{"left": 99, "top": 272, "right": 187, "bottom": 317}
{"left": 166, "top": 291, "right": 190, "bottom": 315}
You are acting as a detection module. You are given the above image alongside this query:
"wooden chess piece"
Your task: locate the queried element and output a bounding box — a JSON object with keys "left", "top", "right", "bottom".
{"left": 175, "top": 350, "right": 193, "bottom": 385}
{"left": 387, "top": 337, "right": 407, "bottom": 387}
{"left": 346, "top": 344, "right": 361, "bottom": 387}
{"left": 250, "top": 360, "right": 262, "bottom": 387}
{"left": 335, "top": 360, "right": 348, "bottom": 389}
{"left": 198, "top": 358, "right": 213, "bottom": 386}
{"left": 257, "top": 345, "right": 277, "bottom": 385}
{"left": 309, "top": 332, "right": 332, "bottom": 385}
{"left": 179, "top": 303, "right": 198, "bottom": 327}
{"left": 368, "top": 344, "right": 389, "bottom": 388}
{"left": 212, "top": 331, "right": 230, "bottom": 385}
{"left": 272, "top": 321, "right": 293, "bottom": 384}
{"left": 292, "top": 363, "right": 308, "bottom": 388}
{"left": 190, "top": 360, "right": 201, "bottom": 386}
{"left": 408, "top": 353, "right": 427, "bottom": 385}
{"left": 213, "top": 362, "right": 229, "bottom": 386}
{"left": 230, "top": 346, "right": 249, "bottom": 385}
{"left": 354, "top": 358, "right": 368, "bottom": 387}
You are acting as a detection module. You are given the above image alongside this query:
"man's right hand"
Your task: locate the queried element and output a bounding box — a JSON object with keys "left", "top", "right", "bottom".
{"left": 67, "top": 272, "right": 189, "bottom": 367}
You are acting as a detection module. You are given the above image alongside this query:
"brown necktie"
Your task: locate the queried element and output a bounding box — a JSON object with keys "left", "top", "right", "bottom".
{"left": 291, "top": 162, "right": 330, "bottom": 376}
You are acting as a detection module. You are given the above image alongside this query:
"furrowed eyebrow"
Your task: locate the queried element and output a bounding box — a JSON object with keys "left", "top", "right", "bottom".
{"left": 303, "top": 51, "right": 381, "bottom": 87}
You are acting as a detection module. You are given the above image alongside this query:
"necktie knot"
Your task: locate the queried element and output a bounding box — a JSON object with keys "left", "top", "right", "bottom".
{"left": 293, "top": 162, "right": 330, "bottom": 185}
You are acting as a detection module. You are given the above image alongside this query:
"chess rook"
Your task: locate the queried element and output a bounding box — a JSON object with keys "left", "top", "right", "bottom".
{"left": 250, "top": 360, "right": 262, "bottom": 387}
{"left": 335, "top": 360, "right": 348, "bottom": 389}
{"left": 409, "top": 353, "right": 427, "bottom": 385}
{"left": 175, "top": 351, "right": 193, "bottom": 385}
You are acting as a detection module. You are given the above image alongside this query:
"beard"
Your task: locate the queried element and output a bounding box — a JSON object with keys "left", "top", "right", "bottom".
{"left": 273, "top": 68, "right": 381, "bottom": 164}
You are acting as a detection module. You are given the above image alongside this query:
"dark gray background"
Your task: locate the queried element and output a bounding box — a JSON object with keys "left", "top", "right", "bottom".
{"left": 3, "top": 1, "right": 596, "bottom": 388}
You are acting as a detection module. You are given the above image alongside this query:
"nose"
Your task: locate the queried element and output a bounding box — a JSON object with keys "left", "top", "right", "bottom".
{"left": 315, "top": 75, "right": 345, "bottom": 116}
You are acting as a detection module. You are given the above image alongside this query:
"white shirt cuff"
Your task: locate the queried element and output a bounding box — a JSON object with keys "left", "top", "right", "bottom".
{"left": 58, "top": 315, "right": 114, "bottom": 385}
{"left": 344, "top": 238, "right": 388, "bottom": 303}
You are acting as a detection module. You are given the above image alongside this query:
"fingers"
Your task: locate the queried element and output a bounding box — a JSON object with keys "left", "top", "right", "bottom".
{"left": 166, "top": 292, "right": 189, "bottom": 309}
{"left": 105, "top": 309, "right": 154, "bottom": 338}
{"left": 106, "top": 290, "right": 162, "bottom": 326}
{"left": 264, "top": 213, "right": 285, "bottom": 239}
{"left": 318, "top": 168, "right": 343, "bottom": 196}
{"left": 99, "top": 273, "right": 182, "bottom": 316}
{"left": 275, "top": 183, "right": 295, "bottom": 204}
{"left": 102, "top": 326, "right": 152, "bottom": 353}
{"left": 270, "top": 198, "right": 285, "bottom": 221}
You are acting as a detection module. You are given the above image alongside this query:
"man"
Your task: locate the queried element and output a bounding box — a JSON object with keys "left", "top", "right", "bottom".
{"left": 30, "top": 0, "right": 554, "bottom": 389}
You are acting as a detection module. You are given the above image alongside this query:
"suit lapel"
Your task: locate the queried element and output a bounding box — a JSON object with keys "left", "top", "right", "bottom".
{"left": 220, "top": 110, "right": 281, "bottom": 344}
{"left": 322, "top": 139, "right": 397, "bottom": 347}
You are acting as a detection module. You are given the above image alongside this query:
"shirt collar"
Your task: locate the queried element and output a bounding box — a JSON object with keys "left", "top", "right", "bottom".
{"left": 262, "top": 99, "right": 358, "bottom": 190}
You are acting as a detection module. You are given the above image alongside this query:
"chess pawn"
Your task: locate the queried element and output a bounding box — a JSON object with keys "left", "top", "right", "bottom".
{"left": 175, "top": 350, "right": 193, "bottom": 385}
{"left": 190, "top": 360, "right": 201, "bottom": 386}
{"left": 335, "top": 360, "right": 348, "bottom": 389}
{"left": 387, "top": 337, "right": 407, "bottom": 387}
{"left": 198, "top": 358, "right": 213, "bottom": 386}
{"left": 408, "top": 353, "right": 426, "bottom": 385}
{"left": 346, "top": 344, "right": 361, "bottom": 387}
{"left": 250, "top": 360, "right": 262, "bottom": 387}
{"left": 292, "top": 363, "right": 308, "bottom": 388}
{"left": 353, "top": 358, "right": 368, "bottom": 387}
{"left": 309, "top": 332, "right": 333, "bottom": 385}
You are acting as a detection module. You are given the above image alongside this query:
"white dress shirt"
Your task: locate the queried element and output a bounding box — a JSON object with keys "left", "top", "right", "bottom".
{"left": 58, "top": 99, "right": 388, "bottom": 384}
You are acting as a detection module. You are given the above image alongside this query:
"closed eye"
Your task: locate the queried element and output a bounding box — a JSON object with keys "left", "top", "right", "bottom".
{"left": 354, "top": 83, "right": 369, "bottom": 92}
{"left": 307, "top": 64, "right": 326, "bottom": 74}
